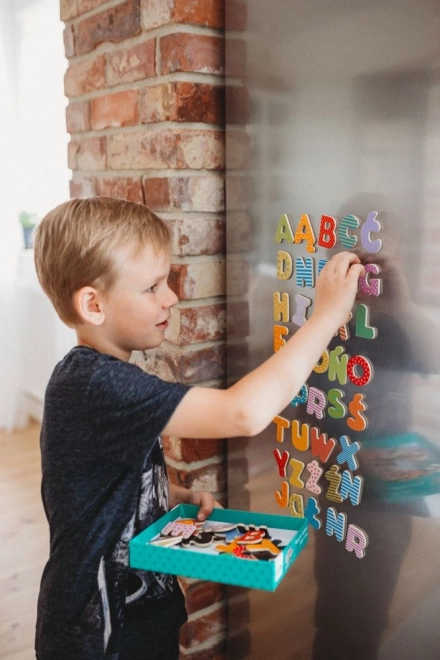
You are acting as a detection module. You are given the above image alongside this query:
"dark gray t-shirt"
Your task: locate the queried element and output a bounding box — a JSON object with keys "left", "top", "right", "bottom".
{"left": 35, "top": 347, "right": 190, "bottom": 659}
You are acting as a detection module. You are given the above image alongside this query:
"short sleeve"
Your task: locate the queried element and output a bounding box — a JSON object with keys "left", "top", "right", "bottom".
{"left": 87, "top": 357, "right": 190, "bottom": 461}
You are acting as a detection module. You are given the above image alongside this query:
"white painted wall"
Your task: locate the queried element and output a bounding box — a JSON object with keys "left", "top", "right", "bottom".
{"left": 16, "top": 251, "right": 76, "bottom": 424}
{"left": 0, "top": 0, "right": 74, "bottom": 428}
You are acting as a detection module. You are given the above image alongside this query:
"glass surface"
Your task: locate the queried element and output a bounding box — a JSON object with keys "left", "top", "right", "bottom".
{"left": 226, "top": 1, "right": 440, "bottom": 658}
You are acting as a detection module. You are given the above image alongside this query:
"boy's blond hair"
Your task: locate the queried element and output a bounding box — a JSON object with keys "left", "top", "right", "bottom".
{"left": 34, "top": 196, "right": 171, "bottom": 326}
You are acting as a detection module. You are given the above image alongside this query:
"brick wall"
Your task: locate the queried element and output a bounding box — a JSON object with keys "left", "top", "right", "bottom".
{"left": 61, "top": 0, "right": 227, "bottom": 657}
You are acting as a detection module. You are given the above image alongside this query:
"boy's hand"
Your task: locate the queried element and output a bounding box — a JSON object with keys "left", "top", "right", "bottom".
{"left": 313, "top": 251, "right": 364, "bottom": 330}
{"left": 169, "top": 484, "right": 221, "bottom": 521}
{"left": 188, "top": 490, "right": 222, "bottom": 522}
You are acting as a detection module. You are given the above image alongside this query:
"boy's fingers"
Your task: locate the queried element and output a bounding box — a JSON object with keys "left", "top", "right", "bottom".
{"left": 196, "top": 493, "right": 215, "bottom": 521}
{"left": 350, "top": 263, "right": 366, "bottom": 280}
{"left": 327, "top": 252, "right": 364, "bottom": 279}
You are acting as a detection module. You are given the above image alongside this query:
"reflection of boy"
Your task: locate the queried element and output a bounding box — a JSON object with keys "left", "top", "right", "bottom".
{"left": 308, "top": 293, "right": 430, "bottom": 660}
{"left": 33, "top": 196, "right": 363, "bottom": 659}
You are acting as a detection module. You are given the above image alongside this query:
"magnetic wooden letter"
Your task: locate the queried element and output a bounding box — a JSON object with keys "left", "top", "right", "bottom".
{"left": 325, "top": 507, "right": 347, "bottom": 541}
{"left": 311, "top": 427, "right": 336, "bottom": 463}
{"left": 273, "top": 449, "right": 290, "bottom": 477}
{"left": 273, "top": 292, "right": 290, "bottom": 322}
{"left": 289, "top": 493, "right": 305, "bottom": 518}
{"left": 275, "top": 481, "right": 289, "bottom": 508}
{"left": 275, "top": 213, "right": 294, "bottom": 243}
{"left": 346, "top": 524, "right": 368, "bottom": 558}
{"left": 291, "top": 294, "right": 312, "bottom": 327}
{"left": 274, "top": 324, "right": 289, "bottom": 352}
{"left": 273, "top": 416, "right": 290, "bottom": 443}
{"left": 294, "top": 214, "right": 316, "bottom": 253}
{"left": 360, "top": 211, "right": 382, "bottom": 254}
{"left": 289, "top": 458, "right": 305, "bottom": 488}
{"left": 338, "top": 214, "right": 359, "bottom": 249}
{"left": 277, "top": 250, "right": 293, "bottom": 280}
{"left": 304, "top": 496, "right": 322, "bottom": 529}
{"left": 318, "top": 215, "right": 337, "bottom": 249}
{"left": 291, "top": 420, "right": 310, "bottom": 452}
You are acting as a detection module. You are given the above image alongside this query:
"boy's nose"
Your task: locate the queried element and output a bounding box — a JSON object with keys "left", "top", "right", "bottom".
{"left": 165, "top": 285, "right": 179, "bottom": 308}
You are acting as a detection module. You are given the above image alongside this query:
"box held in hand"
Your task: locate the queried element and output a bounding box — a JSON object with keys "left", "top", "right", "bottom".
{"left": 130, "top": 504, "right": 308, "bottom": 591}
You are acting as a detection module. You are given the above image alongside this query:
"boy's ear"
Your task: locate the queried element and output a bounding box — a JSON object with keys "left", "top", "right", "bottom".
{"left": 73, "top": 287, "right": 105, "bottom": 326}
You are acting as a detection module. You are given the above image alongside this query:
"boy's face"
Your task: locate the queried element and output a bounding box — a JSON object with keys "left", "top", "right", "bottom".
{"left": 98, "top": 243, "right": 178, "bottom": 360}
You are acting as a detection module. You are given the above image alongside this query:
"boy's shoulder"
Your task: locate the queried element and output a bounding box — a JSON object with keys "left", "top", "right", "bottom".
{"left": 50, "top": 346, "right": 115, "bottom": 385}
{"left": 49, "top": 346, "right": 189, "bottom": 410}
{"left": 50, "top": 346, "right": 144, "bottom": 392}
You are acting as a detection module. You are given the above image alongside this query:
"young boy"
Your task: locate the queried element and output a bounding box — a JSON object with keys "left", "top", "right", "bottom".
{"left": 33, "top": 196, "right": 363, "bottom": 660}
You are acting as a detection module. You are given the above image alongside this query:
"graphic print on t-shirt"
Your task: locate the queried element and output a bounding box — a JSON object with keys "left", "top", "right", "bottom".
{"left": 100, "top": 438, "right": 174, "bottom": 653}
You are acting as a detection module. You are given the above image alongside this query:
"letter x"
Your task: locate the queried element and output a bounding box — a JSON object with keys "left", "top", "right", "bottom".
{"left": 336, "top": 435, "right": 361, "bottom": 471}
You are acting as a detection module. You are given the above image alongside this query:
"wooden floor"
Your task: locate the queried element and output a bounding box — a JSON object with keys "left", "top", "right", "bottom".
{"left": 0, "top": 421, "right": 47, "bottom": 660}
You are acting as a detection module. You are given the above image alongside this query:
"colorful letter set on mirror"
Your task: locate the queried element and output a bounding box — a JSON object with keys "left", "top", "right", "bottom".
{"left": 272, "top": 211, "right": 384, "bottom": 559}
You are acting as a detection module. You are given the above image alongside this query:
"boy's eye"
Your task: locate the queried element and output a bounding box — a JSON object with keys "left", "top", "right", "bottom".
{"left": 146, "top": 284, "right": 158, "bottom": 293}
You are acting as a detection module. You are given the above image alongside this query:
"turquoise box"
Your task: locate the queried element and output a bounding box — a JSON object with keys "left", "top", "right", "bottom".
{"left": 129, "top": 504, "right": 308, "bottom": 592}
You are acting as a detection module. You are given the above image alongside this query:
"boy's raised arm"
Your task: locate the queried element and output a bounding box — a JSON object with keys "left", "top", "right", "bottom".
{"left": 163, "top": 251, "right": 364, "bottom": 440}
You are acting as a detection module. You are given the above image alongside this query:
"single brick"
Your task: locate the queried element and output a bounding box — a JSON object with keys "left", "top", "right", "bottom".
{"left": 180, "top": 579, "right": 226, "bottom": 616}
{"left": 66, "top": 100, "right": 90, "bottom": 133}
{"left": 75, "top": 0, "right": 141, "bottom": 55}
{"left": 108, "top": 129, "right": 224, "bottom": 170}
{"left": 142, "top": 0, "right": 224, "bottom": 29}
{"left": 162, "top": 436, "right": 225, "bottom": 463}
{"left": 90, "top": 89, "right": 139, "bottom": 130}
{"left": 94, "top": 176, "right": 144, "bottom": 202}
{"left": 64, "top": 56, "right": 106, "bottom": 97}
{"left": 70, "top": 177, "right": 96, "bottom": 198}
{"left": 178, "top": 174, "right": 224, "bottom": 211}
{"left": 172, "top": 82, "right": 224, "bottom": 124}
{"left": 179, "top": 603, "right": 227, "bottom": 647}
{"left": 172, "top": 0, "right": 224, "bottom": 28}
{"left": 108, "top": 129, "right": 178, "bottom": 170}
{"left": 168, "top": 303, "right": 226, "bottom": 345}
{"left": 142, "top": 343, "right": 225, "bottom": 384}
{"left": 63, "top": 24, "right": 75, "bottom": 59}
{"left": 60, "top": 0, "right": 106, "bottom": 21}
{"left": 143, "top": 177, "right": 172, "bottom": 210}
{"left": 74, "top": 136, "right": 107, "bottom": 170}
{"left": 167, "top": 216, "right": 225, "bottom": 257}
{"left": 166, "top": 462, "right": 227, "bottom": 493}
{"left": 68, "top": 139, "right": 80, "bottom": 170}
{"left": 177, "top": 130, "right": 225, "bottom": 170}
{"left": 160, "top": 33, "right": 224, "bottom": 75}
{"left": 106, "top": 38, "right": 155, "bottom": 86}
{"left": 138, "top": 84, "right": 174, "bottom": 124}
{"left": 169, "top": 259, "right": 225, "bottom": 299}
{"left": 139, "top": 82, "right": 224, "bottom": 124}
{"left": 144, "top": 175, "right": 224, "bottom": 213}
